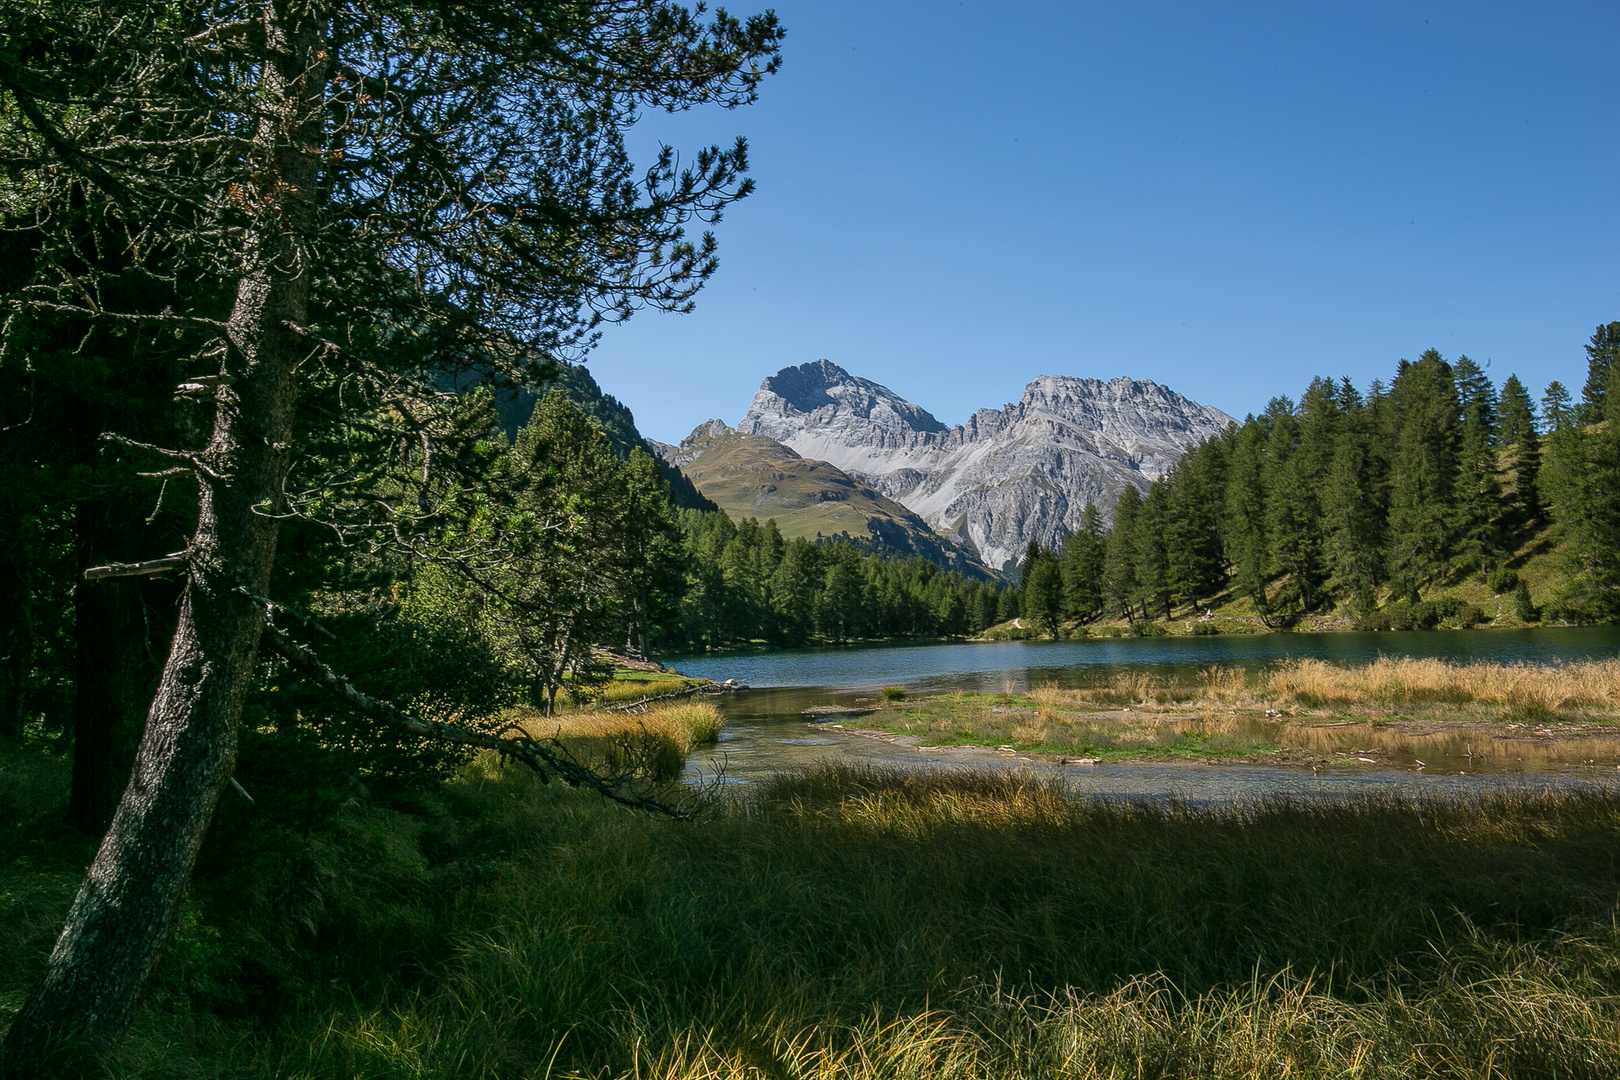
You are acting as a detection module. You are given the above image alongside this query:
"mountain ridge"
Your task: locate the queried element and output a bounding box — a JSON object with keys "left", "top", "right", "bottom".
{"left": 739, "top": 360, "right": 1234, "bottom": 570}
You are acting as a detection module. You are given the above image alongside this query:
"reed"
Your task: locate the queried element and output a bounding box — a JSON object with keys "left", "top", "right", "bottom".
{"left": 1015, "top": 658, "right": 1620, "bottom": 720}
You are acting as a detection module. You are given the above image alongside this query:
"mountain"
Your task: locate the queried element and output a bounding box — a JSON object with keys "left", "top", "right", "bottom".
{"left": 658, "top": 420, "right": 991, "bottom": 577}
{"left": 489, "top": 365, "right": 717, "bottom": 513}
{"left": 738, "top": 359, "right": 1234, "bottom": 572}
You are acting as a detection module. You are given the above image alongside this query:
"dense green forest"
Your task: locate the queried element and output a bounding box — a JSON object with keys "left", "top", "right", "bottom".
{"left": 1012, "top": 327, "right": 1620, "bottom": 633}
{"left": 659, "top": 511, "right": 1005, "bottom": 651}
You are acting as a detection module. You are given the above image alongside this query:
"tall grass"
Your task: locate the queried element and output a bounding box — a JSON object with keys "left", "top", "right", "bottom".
{"left": 1020, "top": 658, "right": 1620, "bottom": 718}
{"left": 509, "top": 699, "right": 723, "bottom": 781}
{"left": 1264, "top": 656, "right": 1620, "bottom": 713}
{"left": 2, "top": 754, "right": 1599, "bottom": 1078}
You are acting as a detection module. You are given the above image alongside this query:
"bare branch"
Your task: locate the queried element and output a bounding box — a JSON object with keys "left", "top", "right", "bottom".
{"left": 84, "top": 554, "right": 187, "bottom": 580}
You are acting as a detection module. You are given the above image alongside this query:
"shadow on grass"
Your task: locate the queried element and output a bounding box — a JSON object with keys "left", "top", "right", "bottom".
{"left": 5, "top": 740, "right": 1620, "bottom": 1078}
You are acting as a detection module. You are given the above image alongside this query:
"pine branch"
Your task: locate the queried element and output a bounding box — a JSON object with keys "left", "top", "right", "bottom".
{"left": 260, "top": 623, "right": 695, "bottom": 819}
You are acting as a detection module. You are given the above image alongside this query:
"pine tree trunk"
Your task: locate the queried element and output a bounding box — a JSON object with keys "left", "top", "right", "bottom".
{"left": 1, "top": 6, "right": 324, "bottom": 1069}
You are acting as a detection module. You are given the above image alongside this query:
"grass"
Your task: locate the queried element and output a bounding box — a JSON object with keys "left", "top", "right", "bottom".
{"left": 507, "top": 699, "right": 724, "bottom": 781}
{"left": 6, "top": 736, "right": 1620, "bottom": 1076}
{"left": 858, "top": 690, "right": 1277, "bottom": 760}
{"left": 843, "top": 659, "right": 1620, "bottom": 762}
{"left": 561, "top": 670, "right": 710, "bottom": 709}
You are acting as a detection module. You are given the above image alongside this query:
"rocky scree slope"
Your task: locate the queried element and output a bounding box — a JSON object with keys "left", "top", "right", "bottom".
{"left": 738, "top": 360, "right": 1234, "bottom": 571}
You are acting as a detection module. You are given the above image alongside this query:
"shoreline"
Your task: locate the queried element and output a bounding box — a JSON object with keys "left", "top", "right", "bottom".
{"left": 656, "top": 619, "right": 1617, "bottom": 663}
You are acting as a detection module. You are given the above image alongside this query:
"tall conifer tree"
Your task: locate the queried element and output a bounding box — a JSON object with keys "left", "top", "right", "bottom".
{"left": 1222, "top": 419, "right": 1271, "bottom": 616}
{"left": 1102, "top": 486, "right": 1142, "bottom": 621}
{"left": 1386, "top": 350, "right": 1461, "bottom": 591}
{"left": 1450, "top": 356, "right": 1504, "bottom": 581}
{"left": 1323, "top": 379, "right": 1386, "bottom": 612}
{"left": 1496, "top": 374, "right": 1541, "bottom": 527}
{"left": 1059, "top": 503, "right": 1107, "bottom": 622}
{"left": 1134, "top": 479, "right": 1173, "bottom": 620}
{"left": 1580, "top": 321, "right": 1620, "bottom": 423}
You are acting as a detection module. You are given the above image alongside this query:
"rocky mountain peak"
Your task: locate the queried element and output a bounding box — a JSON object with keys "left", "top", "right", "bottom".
{"left": 744, "top": 360, "right": 948, "bottom": 440}
{"left": 735, "top": 361, "right": 1234, "bottom": 571}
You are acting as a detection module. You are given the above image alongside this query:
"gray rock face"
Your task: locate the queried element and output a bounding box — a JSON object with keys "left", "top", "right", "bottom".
{"left": 738, "top": 360, "right": 1235, "bottom": 572}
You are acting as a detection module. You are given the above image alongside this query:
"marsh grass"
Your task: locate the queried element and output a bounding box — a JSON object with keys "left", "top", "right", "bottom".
{"left": 873, "top": 690, "right": 1274, "bottom": 759}
{"left": 863, "top": 660, "right": 1620, "bottom": 762}
{"left": 508, "top": 700, "right": 724, "bottom": 781}
{"left": 1263, "top": 656, "right": 1620, "bottom": 715}
{"left": 28, "top": 760, "right": 1611, "bottom": 1078}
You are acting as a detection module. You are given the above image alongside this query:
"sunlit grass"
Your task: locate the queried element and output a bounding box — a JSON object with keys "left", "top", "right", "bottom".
{"left": 507, "top": 699, "right": 724, "bottom": 781}
{"left": 859, "top": 660, "right": 1620, "bottom": 760}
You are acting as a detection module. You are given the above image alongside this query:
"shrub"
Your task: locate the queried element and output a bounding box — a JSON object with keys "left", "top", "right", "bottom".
{"left": 1488, "top": 567, "right": 1520, "bottom": 595}
{"left": 881, "top": 686, "right": 906, "bottom": 702}
{"left": 1130, "top": 621, "right": 1167, "bottom": 638}
{"left": 1515, "top": 579, "right": 1538, "bottom": 622}
{"left": 1407, "top": 601, "right": 1442, "bottom": 629}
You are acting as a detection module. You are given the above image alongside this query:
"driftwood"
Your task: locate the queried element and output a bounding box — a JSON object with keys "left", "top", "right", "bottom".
{"left": 608, "top": 679, "right": 747, "bottom": 712}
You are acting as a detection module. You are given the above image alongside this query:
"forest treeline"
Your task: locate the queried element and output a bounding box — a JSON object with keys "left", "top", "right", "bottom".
{"left": 659, "top": 512, "right": 1006, "bottom": 651}
{"left": 1012, "top": 326, "right": 1620, "bottom": 633}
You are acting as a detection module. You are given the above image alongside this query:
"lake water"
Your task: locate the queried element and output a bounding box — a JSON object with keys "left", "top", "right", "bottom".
{"left": 663, "top": 626, "right": 1620, "bottom": 693}
{"left": 671, "top": 627, "right": 1620, "bottom": 800}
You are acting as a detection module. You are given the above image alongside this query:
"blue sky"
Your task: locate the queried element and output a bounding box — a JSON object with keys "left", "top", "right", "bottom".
{"left": 584, "top": 1, "right": 1619, "bottom": 444}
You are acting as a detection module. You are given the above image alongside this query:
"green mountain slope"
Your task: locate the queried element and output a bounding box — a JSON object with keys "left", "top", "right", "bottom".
{"left": 489, "top": 365, "right": 717, "bottom": 512}
{"left": 665, "top": 421, "right": 993, "bottom": 578}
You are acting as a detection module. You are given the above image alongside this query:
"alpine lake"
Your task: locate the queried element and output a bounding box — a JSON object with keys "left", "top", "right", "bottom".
{"left": 664, "top": 626, "right": 1620, "bottom": 801}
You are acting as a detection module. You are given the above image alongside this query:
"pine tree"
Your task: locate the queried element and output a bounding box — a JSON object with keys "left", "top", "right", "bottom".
{"left": 768, "top": 538, "right": 819, "bottom": 646}
{"left": 1450, "top": 356, "right": 1504, "bottom": 581}
{"left": 1496, "top": 374, "right": 1541, "bottom": 527}
{"left": 1386, "top": 350, "right": 1461, "bottom": 592}
{"left": 1102, "top": 486, "right": 1142, "bottom": 620}
{"left": 1165, "top": 438, "right": 1228, "bottom": 610}
{"left": 1267, "top": 383, "right": 1336, "bottom": 615}
{"left": 1580, "top": 321, "right": 1620, "bottom": 423}
{"left": 1222, "top": 419, "right": 1271, "bottom": 615}
{"left": 1537, "top": 381, "right": 1580, "bottom": 522}
{"left": 1020, "top": 543, "right": 1065, "bottom": 637}
{"left": 1059, "top": 503, "right": 1107, "bottom": 621}
{"left": 1134, "top": 478, "right": 1173, "bottom": 620}
{"left": 1321, "top": 379, "right": 1386, "bottom": 612}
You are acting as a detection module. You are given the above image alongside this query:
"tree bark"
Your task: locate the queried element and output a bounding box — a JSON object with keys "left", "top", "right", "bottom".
{"left": 1, "top": 4, "right": 326, "bottom": 1068}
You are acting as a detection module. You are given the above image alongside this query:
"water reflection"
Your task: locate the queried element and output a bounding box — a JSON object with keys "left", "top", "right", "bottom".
{"left": 664, "top": 626, "right": 1620, "bottom": 693}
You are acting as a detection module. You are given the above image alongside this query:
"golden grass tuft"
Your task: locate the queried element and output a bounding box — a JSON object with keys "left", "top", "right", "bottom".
{"left": 508, "top": 699, "right": 724, "bottom": 781}
{"left": 1263, "top": 656, "right": 1620, "bottom": 712}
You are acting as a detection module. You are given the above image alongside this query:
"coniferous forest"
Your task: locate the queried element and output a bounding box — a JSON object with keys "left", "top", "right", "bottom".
{"left": 1012, "top": 326, "right": 1620, "bottom": 633}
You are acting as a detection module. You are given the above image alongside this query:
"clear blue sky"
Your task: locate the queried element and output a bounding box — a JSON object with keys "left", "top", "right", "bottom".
{"left": 584, "top": 1, "right": 1619, "bottom": 444}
